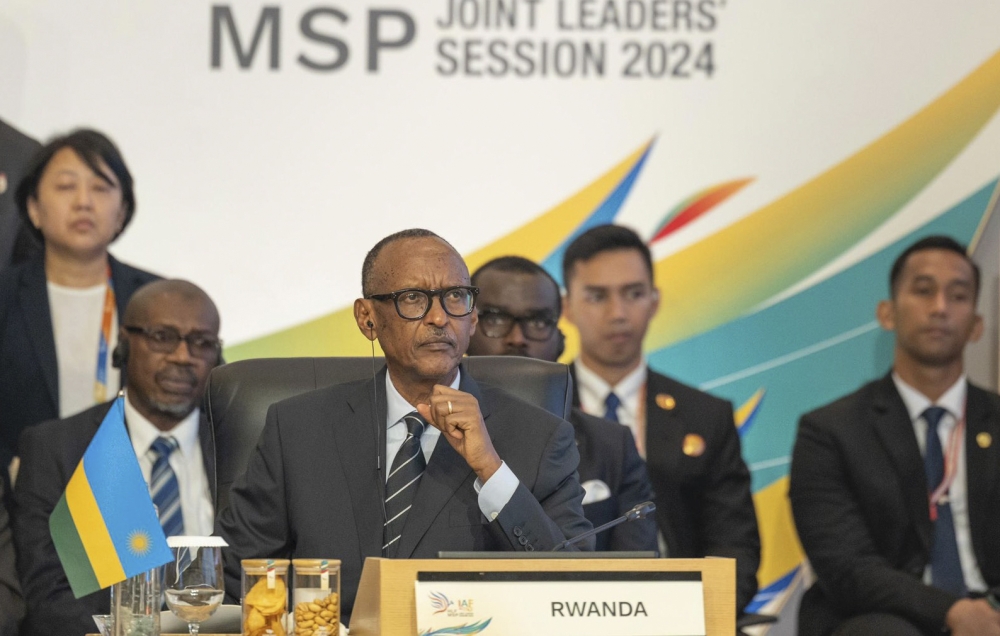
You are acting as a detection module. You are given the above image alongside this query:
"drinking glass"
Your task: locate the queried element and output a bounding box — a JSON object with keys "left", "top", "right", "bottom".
{"left": 163, "top": 544, "right": 224, "bottom": 635}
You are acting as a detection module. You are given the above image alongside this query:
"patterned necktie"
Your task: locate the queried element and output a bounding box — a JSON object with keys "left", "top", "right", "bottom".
{"left": 604, "top": 392, "right": 622, "bottom": 423}
{"left": 922, "top": 406, "right": 966, "bottom": 596}
{"left": 383, "top": 412, "right": 427, "bottom": 557}
{"left": 148, "top": 436, "right": 184, "bottom": 537}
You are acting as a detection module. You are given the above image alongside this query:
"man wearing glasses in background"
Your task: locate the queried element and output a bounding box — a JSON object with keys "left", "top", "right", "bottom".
{"left": 218, "top": 229, "right": 592, "bottom": 626}
{"left": 12, "top": 279, "right": 221, "bottom": 636}
{"left": 466, "top": 256, "right": 657, "bottom": 553}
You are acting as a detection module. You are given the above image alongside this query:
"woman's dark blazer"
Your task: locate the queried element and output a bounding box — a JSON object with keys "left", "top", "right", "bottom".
{"left": 0, "top": 252, "right": 159, "bottom": 469}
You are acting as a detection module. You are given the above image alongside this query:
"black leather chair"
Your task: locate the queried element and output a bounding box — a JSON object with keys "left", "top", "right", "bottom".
{"left": 205, "top": 356, "right": 573, "bottom": 515}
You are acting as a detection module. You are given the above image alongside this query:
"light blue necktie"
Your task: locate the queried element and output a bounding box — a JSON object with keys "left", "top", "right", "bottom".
{"left": 604, "top": 392, "right": 622, "bottom": 423}
{"left": 149, "top": 436, "right": 184, "bottom": 537}
{"left": 923, "top": 406, "right": 965, "bottom": 596}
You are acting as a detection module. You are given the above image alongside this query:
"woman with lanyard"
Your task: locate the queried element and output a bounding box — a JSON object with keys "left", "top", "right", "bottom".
{"left": 0, "top": 129, "right": 160, "bottom": 481}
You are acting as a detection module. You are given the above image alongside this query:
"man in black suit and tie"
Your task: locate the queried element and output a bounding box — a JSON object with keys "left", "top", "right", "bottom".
{"left": 790, "top": 235, "right": 1000, "bottom": 636}
{"left": 12, "top": 280, "right": 222, "bottom": 636}
{"left": 466, "top": 255, "right": 657, "bottom": 553}
{"left": 217, "top": 229, "right": 592, "bottom": 625}
{"left": 560, "top": 224, "right": 761, "bottom": 613}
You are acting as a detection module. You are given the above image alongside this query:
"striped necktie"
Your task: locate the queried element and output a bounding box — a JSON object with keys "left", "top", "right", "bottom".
{"left": 923, "top": 406, "right": 966, "bottom": 596}
{"left": 148, "top": 436, "right": 184, "bottom": 537}
{"left": 383, "top": 412, "right": 426, "bottom": 558}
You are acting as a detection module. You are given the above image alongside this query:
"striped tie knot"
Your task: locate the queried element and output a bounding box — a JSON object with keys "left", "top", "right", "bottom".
{"left": 149, "top": 436, "right": 180, "bottom": 461}
{"left": 403, "top": 413, "right": 426, "bottom": 439}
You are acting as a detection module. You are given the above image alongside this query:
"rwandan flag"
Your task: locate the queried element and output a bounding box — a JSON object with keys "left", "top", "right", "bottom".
{"left": 49, "top": 396, "right": 173, "bottom": 598}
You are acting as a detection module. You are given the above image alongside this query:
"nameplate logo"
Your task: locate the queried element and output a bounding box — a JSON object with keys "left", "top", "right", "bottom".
{"left": 415, "top": 571, "right": 705, "bottom": 636}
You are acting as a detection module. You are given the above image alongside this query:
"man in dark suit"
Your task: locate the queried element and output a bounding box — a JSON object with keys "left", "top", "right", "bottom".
{"left": 0, "top": 475, "right": 24, "bottom": 636}
{"left": 561, "top": 224, "right": 761, "bottom": 612}
{"left": 217, "top": 229, "right": 592, "bottom": 625}
{"left": 12, "top": 280, "right": 221, "bottom": 636}
{"left": 466, "top": 255, "right": 657, "bottom": 552}
{"left": 790, "top": 236, "right": 1000, "bottom": 636}
{"left": 0, "top": 118, "right": 42, "bottom": 272}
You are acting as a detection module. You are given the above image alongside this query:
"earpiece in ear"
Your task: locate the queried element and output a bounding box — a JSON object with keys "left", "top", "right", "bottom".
{"left": 367, "top": 321, "right": 374, "bottom": 329}
{"left": 111, "top": 339, "right": 130, "bottom": 369}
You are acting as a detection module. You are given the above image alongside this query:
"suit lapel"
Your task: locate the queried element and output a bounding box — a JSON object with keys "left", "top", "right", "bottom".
{"left": 197, "top": 412, "right": 218, "bottom": 509}
{"left": 644, "top": 369, "right": 683, "bottom": 459}
{"left": 569, "top": 364, "right": 582, "bottom": 408}
{"left": 395, "top": 367, "right": 483, "bottom": 559}
{"left": 872, "top": 375, "right": 932, "bottom": 551}
{"left": 338, "top": 373, "right": 387, "bottom": 560}
{"left": 20, "top": 256, "right": 59, "bottom": 408}
{"left": 964, "top": 383, "right": 999, "bottom": 568}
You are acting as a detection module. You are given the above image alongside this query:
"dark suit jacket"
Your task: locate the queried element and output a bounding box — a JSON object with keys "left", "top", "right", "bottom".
{"left": 216, "top": 366, "right": 592, "bottom": 624}
{"left": 790, "top": 375, "right": 1000, "bottom": 636}
{"left": 12, "top": 401, "right": 217, "bottom": 636}
{"left": 0, "top": 253, "right": 160, "bottom": 469}
{"left": 0, "top": 119, "right": 41, "bottom": 273}
{"left": 572, "top": 366, "right": 761, "bottom": 611}
{"left": 569, "top": 408, "right": 657, "bottom": 552}
{"left": 0, "top": 475, "right": 24, "bottom": 636}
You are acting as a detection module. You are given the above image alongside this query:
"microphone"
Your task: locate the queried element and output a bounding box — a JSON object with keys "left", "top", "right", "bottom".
{"left": 550, "top": 501, "right": 656, "bottom": 552}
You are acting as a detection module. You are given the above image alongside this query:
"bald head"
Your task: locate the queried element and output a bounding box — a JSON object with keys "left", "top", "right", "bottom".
{"left": 121, "top": 279, "right": 221, "bottom": 431}
{"left": 124, "top": 279, "right": 220, "bottom": 331}
{"left": 361, "top": 229, "right": 458, "bottom": 297}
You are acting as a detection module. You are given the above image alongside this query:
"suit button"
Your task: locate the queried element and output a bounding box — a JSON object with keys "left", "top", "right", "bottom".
{"left": 525, "top": 543, "right": 534, "bottom": 551}
{"left": 513, "top": 526, "right": 523, "bottom": 537}
{"left": 518, "top": 536, "right": 528, "bottom": 546}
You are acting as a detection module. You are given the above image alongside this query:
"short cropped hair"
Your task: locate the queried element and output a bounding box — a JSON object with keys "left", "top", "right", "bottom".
{"left": 472, "top": 256, "right": 562, "bottom": 317}
{"left": 562, "top": 224, "right": 653, "bottom": 289}
{"left": 889, "top": 235, "right": 980, "bottom": 300}
{"left": 361, "top": 228, "right": 443, "bottom": 296}
{"left": 16, "top": 129, "right": 136, "bottom": 245}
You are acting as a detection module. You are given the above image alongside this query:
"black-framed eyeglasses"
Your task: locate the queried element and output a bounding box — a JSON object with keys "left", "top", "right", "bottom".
{"left": 366, "top": 286, "right": 479, "bottom": 320}
{"left": 124, "top": 326, "right": 222, "bottom": 359}
{"left": 478, "top": 308, "right": 558, "bottom": 341}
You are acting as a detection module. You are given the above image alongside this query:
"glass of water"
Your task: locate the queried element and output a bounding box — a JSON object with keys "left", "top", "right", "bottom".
{"left": 163, "top": 541, "right": 225, "bottom": 635}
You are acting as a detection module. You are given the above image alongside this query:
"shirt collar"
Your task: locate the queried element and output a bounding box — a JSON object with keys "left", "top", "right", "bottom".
{"left": 385, "top": 368, "right": 462, "bottom": 428}
{"left": 574, "top": 358, "right": 647, "bottom": 404}
{"left": 891, "top": 372, "right": 967, "bottom": 424}
{"left": 124, "top": 390, "right": 201, "bottom": 459}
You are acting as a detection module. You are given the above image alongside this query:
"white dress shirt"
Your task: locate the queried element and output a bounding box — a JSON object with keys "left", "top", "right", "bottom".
{"left": 892, "top": 373, "right": 987, "bottom": 592}
{"left": 124, "top": 392, "right": 214, "bottom": 536}
{"left": 48, "top": 282, "right": 120, "bottom": 418}
{"left": 574, "top": 358, "right": 647, "bottom": 444}
{"left": 385, "top": 370, "right": 517, "bottom": 521}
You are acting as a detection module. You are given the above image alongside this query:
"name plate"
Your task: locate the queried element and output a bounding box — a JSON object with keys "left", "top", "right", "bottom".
{"left": 415, "top": 571, "right": 705, "bottom": 636}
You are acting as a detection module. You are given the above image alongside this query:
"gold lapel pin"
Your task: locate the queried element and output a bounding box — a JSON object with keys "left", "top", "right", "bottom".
{"left": 655, "top": 393, "right": 676, "bottom": 410}
{"left": 683, "top": 433, "right": 706, "bottom": 457}
{"left": 977, "top": 432, "right": 992, "bottom": 449}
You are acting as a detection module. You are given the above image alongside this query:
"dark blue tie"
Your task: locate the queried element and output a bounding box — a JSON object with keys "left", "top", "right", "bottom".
{"left": 148, "top": 436, "right": 184, "bottom": 537}
{"left": 604, "top": 392, "right": 621, "bottom": 423}
{"left": 383, "top": 412, "right": 426, "bottom": 558}
{"left": 922, "top": 406, "right": 966, "bottom": 596}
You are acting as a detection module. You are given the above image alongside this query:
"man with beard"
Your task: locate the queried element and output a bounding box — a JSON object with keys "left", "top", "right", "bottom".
{"left": 12, "top": 279, "right": 220, "bottom": 636}
{"left": 791, "top": 236, "right": 1000, "bottom": 636}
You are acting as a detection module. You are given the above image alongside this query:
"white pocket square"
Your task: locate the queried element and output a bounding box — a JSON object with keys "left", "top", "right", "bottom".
{"left": 581, "top": 479, "right": 612, "bottom": 505}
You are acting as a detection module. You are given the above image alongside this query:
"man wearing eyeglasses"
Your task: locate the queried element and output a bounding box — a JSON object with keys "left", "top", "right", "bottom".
{"left": 218, "top": 229, "right": 592, "bottom": 626}
{"left": 466, "top": 256, "right": 657, "bottom": 553}
{"left": 12, "top": 279, "right": 220, "bottom": 636}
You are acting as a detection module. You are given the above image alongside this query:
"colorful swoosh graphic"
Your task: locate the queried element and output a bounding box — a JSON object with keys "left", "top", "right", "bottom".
{"left": 649, "top": 177, "right": 753, "bottom": 243}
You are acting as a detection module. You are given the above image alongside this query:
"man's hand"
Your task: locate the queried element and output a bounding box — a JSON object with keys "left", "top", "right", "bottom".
{"left": 946, "top": 598, "right": 1000, "bottom": 636}
{"left": 417, "top": 385, "right": 502, "bottom": 483}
